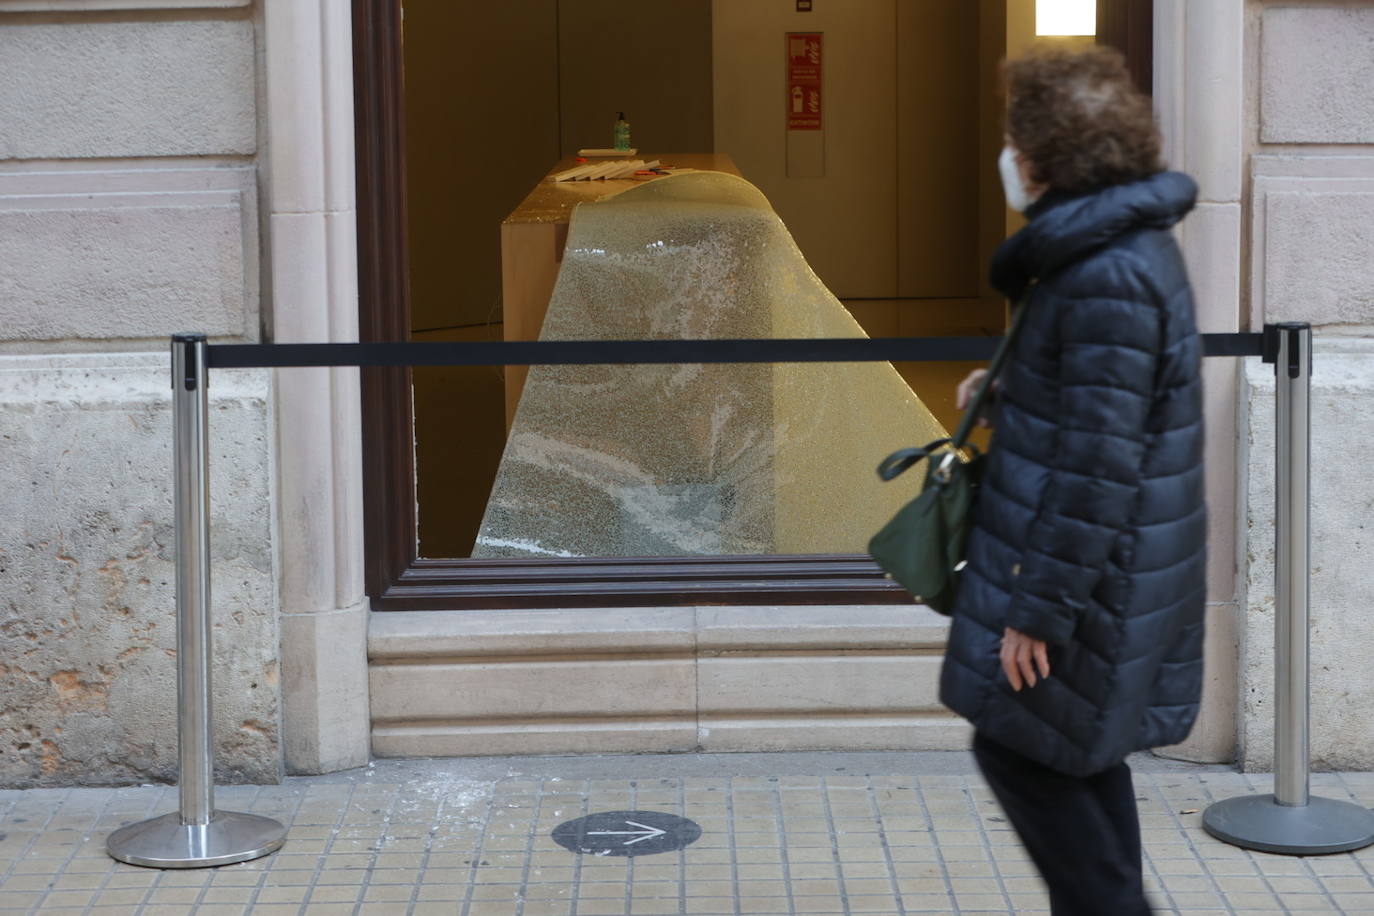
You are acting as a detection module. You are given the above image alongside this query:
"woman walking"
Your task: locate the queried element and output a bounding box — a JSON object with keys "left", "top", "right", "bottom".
{"left": 942, "top": 47, "right": 1205, "bottom": 915}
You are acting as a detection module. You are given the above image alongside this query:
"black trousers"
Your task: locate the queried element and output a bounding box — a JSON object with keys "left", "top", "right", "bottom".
{"left": 973, "top": 731, "right": 1152, "bottom": 915}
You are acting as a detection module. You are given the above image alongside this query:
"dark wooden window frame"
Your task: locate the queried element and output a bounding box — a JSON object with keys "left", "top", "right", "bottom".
{"left": 353, "top": 0, "right": 904, "bottom": 610}
{"left": 352, "top": 0, "right": 1153, "bottom": 611}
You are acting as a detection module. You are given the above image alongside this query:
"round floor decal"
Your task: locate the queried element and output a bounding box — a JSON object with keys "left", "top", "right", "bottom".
{"left": 551, "top": 810, "right": 702, "bottom": 857}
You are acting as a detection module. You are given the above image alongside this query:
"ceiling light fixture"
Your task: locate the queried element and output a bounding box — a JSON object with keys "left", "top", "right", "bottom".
{"left": 1036, "top": 0, "right": 1097, "bottom": 36}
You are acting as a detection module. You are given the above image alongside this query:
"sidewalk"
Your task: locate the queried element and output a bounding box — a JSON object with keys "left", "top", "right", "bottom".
{"left": 2, "top": 751, "right": 1372, "bottom": 915}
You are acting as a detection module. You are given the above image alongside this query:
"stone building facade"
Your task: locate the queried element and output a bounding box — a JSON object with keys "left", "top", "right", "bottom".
{"left": 1, "top": 0, "right": 1372, "bottom": 786}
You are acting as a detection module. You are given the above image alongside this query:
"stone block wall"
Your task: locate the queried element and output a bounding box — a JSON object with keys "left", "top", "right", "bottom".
{"left": 1242, "top": 346, "right": 1374, "bottom": 771}
{"left": 0, "top": 167, "right": 259, "bottom": 343}
{"left": 0, "top": 356, "right": 278, "bottom": 786}
{"left": 0, "top": 2, "right": 277, "bottom": 786}
{"left": 1238, "top": 1, "right": 1374, "bottom": 769}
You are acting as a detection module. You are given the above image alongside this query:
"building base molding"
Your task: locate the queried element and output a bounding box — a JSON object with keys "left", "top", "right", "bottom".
{"left": 368, "top": 606, "right": 969, "bottom": 758}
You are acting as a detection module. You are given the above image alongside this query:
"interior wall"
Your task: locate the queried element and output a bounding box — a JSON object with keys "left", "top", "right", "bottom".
{"left": 978, "top": 0, "right": 1009, "bottom": 306}
{"left": 897, "top": 1, "right": 981, "bottom": 300}
{"left": 713, "top": 0, "right": 899, "bottom": 299}
{"left": 404, "top": 0, "right": 561, "bottom": 557}
{"left": 403, "top": 0, "right": 715, "bottom": 557}
{"left": 403, "top": 0, "right": 561, "bottom": 333}
{"left": 1006, "top": 0, "right": 1037, "bottom": 58}
{"left": 403, "top": 0, "right": 712, "bottom": 336}
{"left": 714, "top": 0, "right": 1005, "bottom": 319}
{"left": 557, "top": 0, "right": 714, "bottom": 156}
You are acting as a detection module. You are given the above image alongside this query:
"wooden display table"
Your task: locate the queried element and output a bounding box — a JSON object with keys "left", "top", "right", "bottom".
{"left": 500, "top": 152, "right": 742, "bottom": 425}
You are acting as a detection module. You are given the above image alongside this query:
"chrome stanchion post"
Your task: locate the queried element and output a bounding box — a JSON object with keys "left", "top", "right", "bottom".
{"left": 1273, "top": 320, "right": 1310, "bottom": 809}
{"left": 107, "top": 334, "right": 288, "bottom": 869}
{"left": 175, "top": 333, "right": 214, "bottom": 831}
{"left": 1202, "top": 323, "right": 1374, "bottom": 855}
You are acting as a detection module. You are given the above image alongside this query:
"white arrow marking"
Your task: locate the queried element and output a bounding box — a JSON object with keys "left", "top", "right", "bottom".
{"left": 586, "top": 820, "right": 667, "bottom": 846}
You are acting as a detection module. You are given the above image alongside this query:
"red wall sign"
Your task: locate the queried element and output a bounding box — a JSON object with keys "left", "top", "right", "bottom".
{"left": 787, "top": 32, "right": 823, "bottom": 131}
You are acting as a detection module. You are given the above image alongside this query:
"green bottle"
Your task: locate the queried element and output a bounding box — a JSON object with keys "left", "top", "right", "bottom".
{"left": 614, "top": 112, "right": 632, "bottom": 151}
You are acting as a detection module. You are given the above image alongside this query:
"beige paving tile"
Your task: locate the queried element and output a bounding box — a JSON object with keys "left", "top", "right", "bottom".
{"left": 0, "top": 890, "right": 43, "bottom": 907}
{"left": 622, "top": 898, "right": 680, "bottom": 914}
{"left": 523, "top": 883, "right": 576, "bottom": 899}
{"left": 88, "top": 886, "right": 150, "bottom": 907}
{"left": 793, "top": 898, "right": 849, "bottom": 914}
{"left": 683, "top": 879, "right": 734, "bottom": 897}
{"left": 361, "top": 883, "right": 413, "bottom": 903}
{"left": 575, "top": 879, "right": 629, "bottom": 898}
{"left": 1225, "top": 891, "right": 1287, "bottom": 910}
{"left": 627, "top": 879, "right": 677, "bottom": 896}
{"left": 567, "top": 900, "right": 626, "bottom": 916}
{"left": 307, "top": 884, "right": 363, "bottom": 904}
{"left": 37, "top": 889, "right": 100, "bottom": 911}
{"left": 199, "top": 886, "right": 258, "bottom": 904}
{"left": 256, "top": 885, "right": 311, "bottom": 904}
{"left": 953, "top": 892, "right": 1009, "bottom": 909}
{"left": 209, "top": 869, "right": 265, "bottom": 887}
{"left": 842, "top": 877, "right": 897, "bottom": 897}
{"left": 519, "top": 900, "right": 574, "bottom": 916}
{"left": 48, "top": 872, "right": 104, "bottom": 890}
{"left": 1250, "top": 853, "right": 1310, "bottom": 875}
{"left": 145, "top": 887, "right": 201, "bottom": 906}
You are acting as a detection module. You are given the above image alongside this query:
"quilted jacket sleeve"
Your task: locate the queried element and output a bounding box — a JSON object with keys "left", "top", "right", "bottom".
{"left": 1004, "top": 258, "right": 1162, "bottom": 646}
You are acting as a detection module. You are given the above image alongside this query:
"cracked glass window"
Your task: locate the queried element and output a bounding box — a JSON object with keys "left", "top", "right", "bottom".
{"left": 470, "top": 172, "right": 946, "bottom": 558}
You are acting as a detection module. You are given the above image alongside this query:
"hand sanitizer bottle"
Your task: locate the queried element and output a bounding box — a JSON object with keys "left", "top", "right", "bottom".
{"left": 614, "top": 112, "right": 632, "bottom": 151}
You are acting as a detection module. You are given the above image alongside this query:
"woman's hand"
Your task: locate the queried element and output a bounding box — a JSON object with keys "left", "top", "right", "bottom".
{"left": 1001, "top": 627, "right": 1051, "bottom": 691}
{"left": 956, "top": 369, "right": 995, "bottom": 428}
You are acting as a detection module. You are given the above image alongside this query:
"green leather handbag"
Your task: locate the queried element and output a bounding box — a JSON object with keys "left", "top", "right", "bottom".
{"left": 868, "top": 301, "right": 1028, "bottom": 613}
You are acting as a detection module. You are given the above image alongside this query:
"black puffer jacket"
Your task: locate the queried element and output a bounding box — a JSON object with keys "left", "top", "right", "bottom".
{"left": 940, "top": 171, "right": 1206, "bottom": 777}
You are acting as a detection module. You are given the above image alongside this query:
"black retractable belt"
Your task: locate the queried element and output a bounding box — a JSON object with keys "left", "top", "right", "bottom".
{"left": 208, "top": 333, "right": 1263, "bottom": 369}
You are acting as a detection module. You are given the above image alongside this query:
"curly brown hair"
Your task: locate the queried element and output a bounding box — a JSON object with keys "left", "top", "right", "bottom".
{"left": 1004, "top": 46, "right": 1164, "bottom": 194}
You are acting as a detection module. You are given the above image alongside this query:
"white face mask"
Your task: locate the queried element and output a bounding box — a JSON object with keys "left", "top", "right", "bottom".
{"left": 999, "top": 145, "right": 1040, "bottom": 213}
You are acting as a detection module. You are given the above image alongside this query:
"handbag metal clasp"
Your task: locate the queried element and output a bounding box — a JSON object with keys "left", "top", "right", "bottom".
{"left": 933, "top": 449, "right": 958, "bottom": 483}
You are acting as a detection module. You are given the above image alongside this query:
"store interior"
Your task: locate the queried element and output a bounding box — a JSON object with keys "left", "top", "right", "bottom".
{"left": 400, "top": 0, "right": 1095, "bottom": 557}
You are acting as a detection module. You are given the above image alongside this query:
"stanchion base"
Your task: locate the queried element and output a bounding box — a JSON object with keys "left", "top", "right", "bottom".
{"left": 1203, "top": 794, "right": 1374, "bottom": 855}
{"left": 107, "top": 810, "right": 287, "bottom": 868}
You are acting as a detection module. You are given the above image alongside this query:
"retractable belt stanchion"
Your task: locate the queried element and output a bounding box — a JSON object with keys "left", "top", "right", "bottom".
{"left": 1202, "top": 323, "right": 1374, "bottom": 856}
{"left": 99, "top": 327, "right": 1276, "bottom": 867}
{"left": 106, "top": 334, "right": 288, "bottom": 869}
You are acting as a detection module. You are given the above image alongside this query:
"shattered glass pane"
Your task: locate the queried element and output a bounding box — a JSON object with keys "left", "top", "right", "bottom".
{"left": 474, "top": 172, "right": 947, "bottom": 558}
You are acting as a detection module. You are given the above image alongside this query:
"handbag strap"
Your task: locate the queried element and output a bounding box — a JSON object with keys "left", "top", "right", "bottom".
{"left": 877, "top": 440, "right": 951, "bottom": 481}
{"left": 877, "top": 439, "right": 983, "bottom": 482}
{"left": 949, "top": 293, "right": 1031, "bottom": 450}
{"left": 874, "top": 294, "right": 1031, "bottom": 484}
